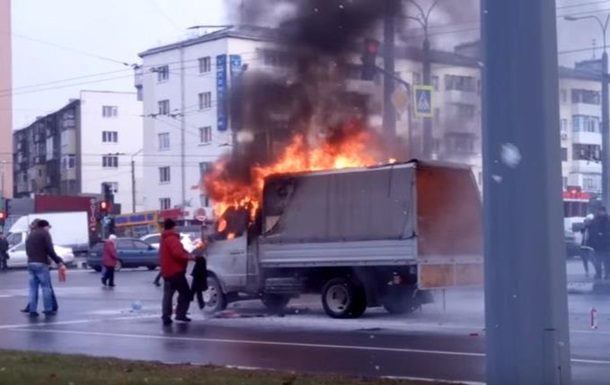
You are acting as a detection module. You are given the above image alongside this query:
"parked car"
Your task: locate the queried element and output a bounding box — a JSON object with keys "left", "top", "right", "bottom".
{"left": 5, "top": 242, "right": 75, "bottom": 269}
{"left": 86, "top": 238, "right": 159, "bottom": 272}
{"left": 565, "top": 217, "right": 586, "bottom": 258}
{"left": 140, "top": 232, "right": 197, "bottom": 253}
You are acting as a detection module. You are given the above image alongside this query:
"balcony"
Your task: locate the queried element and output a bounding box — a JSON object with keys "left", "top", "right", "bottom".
{"left": 443, "top": 89, "right": 480, "bottom": 105}
{"left": 571, "top": 159, "right": 602, "bottom": 174}
{"left": 572, "top": 103, "right": 601, "bottom": 117}
{"left": 572, "top": 131, "right": 602, "bottom": 145}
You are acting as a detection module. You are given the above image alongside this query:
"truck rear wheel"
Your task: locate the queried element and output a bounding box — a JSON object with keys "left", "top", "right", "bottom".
{"left": 322, "top": 277, "right": 367, "bottom": 319}
{"left": 261, "top": 294, "right": 291, "bottom": 311}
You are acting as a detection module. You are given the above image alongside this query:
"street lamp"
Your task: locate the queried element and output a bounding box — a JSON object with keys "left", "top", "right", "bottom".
{"left": 565, "top": 14, "right": 610, "bottom": 208}
{"left": 131, "top": 149, "right": 143, "bottom": 213}
{"left": 405, "top": 0, "right": 440, "bottom": 158}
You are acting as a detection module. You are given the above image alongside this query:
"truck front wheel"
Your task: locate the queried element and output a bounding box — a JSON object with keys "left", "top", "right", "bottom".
{"left": 204, "top": 275, "right": 227, "bottom": 313}
{"left": 322, "top": 277, "right": 367, "bottom": 319}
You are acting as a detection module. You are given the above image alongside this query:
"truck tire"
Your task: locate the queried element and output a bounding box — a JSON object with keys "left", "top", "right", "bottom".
{"left": 204, "top": 275, "right": 227, "bottom": 313}
{"left": 322, "top": 277, "right": 367, "bottom": 319}
{"left": 261, "top": 294, "right": 291, "bottom": 311}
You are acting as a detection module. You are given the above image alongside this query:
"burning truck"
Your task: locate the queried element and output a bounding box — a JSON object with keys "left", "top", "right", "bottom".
{"left": 201, "top": 134, "right": 483, "bottom": 318}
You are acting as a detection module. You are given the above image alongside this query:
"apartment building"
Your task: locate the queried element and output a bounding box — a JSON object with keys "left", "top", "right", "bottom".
{"left": 13, "top": 91, "right": 144, "bottom": 212}
{"left": 0, "top": 0, "right": 12, "bottom": 198}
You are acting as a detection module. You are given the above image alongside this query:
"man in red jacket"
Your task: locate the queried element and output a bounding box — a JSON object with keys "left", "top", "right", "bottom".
{"left": 101, "top": 234, "right": 118, "bottom": 287}
{"left": 160, "top": 219, "right": 195, "bottom": 326}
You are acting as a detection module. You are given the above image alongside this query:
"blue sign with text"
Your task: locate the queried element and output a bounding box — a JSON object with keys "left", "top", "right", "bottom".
{"left": 216, "top": 55, "right": 228, "bottom": 131}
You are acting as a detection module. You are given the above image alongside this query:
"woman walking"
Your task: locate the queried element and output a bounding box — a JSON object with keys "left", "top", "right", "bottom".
{"left": 101, "top": 235, "right": 118, "bottom": 287}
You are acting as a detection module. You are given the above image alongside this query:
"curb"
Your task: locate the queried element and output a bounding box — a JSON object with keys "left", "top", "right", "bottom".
{"left": 567, "top": 282, "right": 594, "bottom": 294}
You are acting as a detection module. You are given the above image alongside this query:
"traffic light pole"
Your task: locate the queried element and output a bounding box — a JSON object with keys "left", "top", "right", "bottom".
{"left": 482, "top": 0, "right": 572, "bottom": 383}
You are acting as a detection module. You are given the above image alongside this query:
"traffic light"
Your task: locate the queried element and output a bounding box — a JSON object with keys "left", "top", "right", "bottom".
{"left": 102, "top": 183, "right": 114, "bottom": 204}
{"left": 0, "top": 210, "right": 5, "bottom": 226}
{"left": 100, "top": 200, "right": 111, "bottom": 215}
{"left": 361, "top": 38, "right": 379, "bottom": 81}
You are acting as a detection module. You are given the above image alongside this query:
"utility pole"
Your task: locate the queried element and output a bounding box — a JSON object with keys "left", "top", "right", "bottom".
{"left": 179, "top": 42, "right": 186, "bottom": 212}
{"left": 382, "top": 0, "right": 397, "bottom": 143}
{"left": 483, "top": 0, "right": 572, "bottom": 384}
{"left": 406, "top": 0, "right": 439, "bottom": 159}
{"left": 0, "top": 160, "right": 5, "bottom": 199}
{"left": 131, "top": 158, "right": 136, "bottom": 213}
{"left": 565, "top": 15, "right": 610, "bottom": 208}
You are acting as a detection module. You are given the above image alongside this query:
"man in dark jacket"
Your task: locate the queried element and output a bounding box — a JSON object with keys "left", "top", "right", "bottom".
{"left": 588, "top": 207, "right": 610, "bottom": 280}
{"left": 159, "top": 219, "right": 194, "bottom": 326}
{"left": 0, "top": 232, "right": 9, "bottom": 271}
{"left": 25, "top": 220, "right": 64, "bottom": 317}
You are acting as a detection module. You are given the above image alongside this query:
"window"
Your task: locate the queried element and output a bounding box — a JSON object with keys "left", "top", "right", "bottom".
{"left": 560, "top": 147, "right": 567, "bottom": 162}
{"left": 199, "top": 162, "right": 212, "bottom": 176}
{"left": 572, "top": 89, "right": 600, "bottom": 105}
{"left": 102, "top": 131, "right": 118, "bottom": 143}
{"left": 198, "top": 126, "right": 212, "bottom": 144}
{"left": 158, "top": 100, "right": 170, "bottom": 115}
{"left": 62, "top": 155, "right": 75, "bottom": 170}
{"left": 101, "top": 182, "right": 118, "bottom": 193}
{"left": 102, "top": 106, "right": 118, "bottom": 118}
{"left": 116, "top": 239, "right": 134, "bottom": 250}
{"left": 583, "top": 175, "right": 602, "bottom": 193}
{"left": 572, "top": 115, "right": 600, "bottom": 133}
{"left": 451, "top": 103, "right": 476, "bottom": 118}
{"left": 102, "top": 155, "right": 119, "bottom": 168}
{"left": 157, "top": 65, "right": 169, "bottom": 82}
{"left": 560, "top": 89, "right": 567, "bottom": 103}
{"left": 133, "top": 241, "right": 151, "bottom": 250}
{"left": 198, "top": 57, "right": 212, "bottom": 73}
{"left": 160, "top": 198, "right": 171, "bottom": 210}
{"left": 159, "top": 166, "right": 171, "bottom": 183}
{"left": 158, "top": 133, "right": 170, "bottom": 150}
{"left": 198, "top": 92, "right": 212, "bottom": 109}
{"left": 445, "top": 75, "right": 476, "bottom": 92}
{"left": 573, "top": 144, "right": 601, "bottom": 161}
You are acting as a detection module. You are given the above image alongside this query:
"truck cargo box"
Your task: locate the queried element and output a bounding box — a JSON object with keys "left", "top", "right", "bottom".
{"left": 257, "top": 160, "right": 483, "bottom": 289}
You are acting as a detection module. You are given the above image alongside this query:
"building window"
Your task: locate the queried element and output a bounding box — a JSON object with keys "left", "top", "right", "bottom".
{"left": 158, "top": 133, "right": 170, "bottom": 150}
{"left": 450, "top": 103, "right": 476, "bottom": 118}
{"left": 445, "top": 75, "right": 476, "bottom": 92}
{"left": 159, "top": 166, "right": 171, "bottom": 183}
{"left": 583, "top": 175, "right": 602, "bottom": 193}
{"left": 156, "top": 65, "right": 170, "bottom": 82}
{"left": 198, "top": 57, "right": 212, "bottom": 73}
{"left": 560, "top": 147, "right": 567, "bottom": 161}
{"left": 158, "top": 100, "right": 170, "bottom": 115}
{"left": 560, "top": 89, "right": 568, "bottom": 103}
{"left": 572, "top": 115, "right": 600, "bottom": 133}
{"left": 199, "top": 161, "right": 212, "bottom": 176}
{"left": 102, "top": 131, "right": 118, "bottom": 143}
{"left": 102, "top": 155, "right": 119, "bottom": 168}
{"left": 62, "top": 155, "right": 75, "bottom": 170}
{"left": 572, "top": 89, "right": 600, "bottom": 105}
{"left": 198, "top": 92, "right": 212, "bottom": 109}
{"left": 160, "top": 198, "right": 171, "bottom": 210}
{"left": 573, "top": 144, "right": 601, "bottom": 161}
{"left": 101, "top": 182, "right": 118, "bottom": 193}
{"left": 198, "top": 126, "right": 212, "bottom": 144}
{"left": 102, "top": 106, "right": 118, "bottom": 118}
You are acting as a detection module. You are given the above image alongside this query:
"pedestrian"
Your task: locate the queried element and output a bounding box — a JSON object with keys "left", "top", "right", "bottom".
{"left": 25, "top": 219, "right": 64, "bottom": 317}
{"left": 101, "top": 234, "right": 118, "bottom": 287}
{"left": 159, "top": 219, "right": 195, "bottom": 326}
{"left": 0, "top": 232, "right": 9, "bottom": 271}
{"left": 580, "top": 214, "right": 598, "bottom": 278}
{"left": 588, "top": 207, "right": 610, "bottom": 280}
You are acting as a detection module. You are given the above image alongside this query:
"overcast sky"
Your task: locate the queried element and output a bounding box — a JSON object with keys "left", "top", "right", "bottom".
{"left": 9, "top": 0, "right": 604, "bottom": 130}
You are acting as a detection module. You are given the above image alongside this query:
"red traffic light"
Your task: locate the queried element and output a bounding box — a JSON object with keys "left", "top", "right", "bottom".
{"left": 365, "top": 39, "right": 379, "bottom": 55}
{"left": 0, "top": 211, "right": 5, "bottom": 220}
{"left": 100, "top": 201, "right": 110, "bottom": 212}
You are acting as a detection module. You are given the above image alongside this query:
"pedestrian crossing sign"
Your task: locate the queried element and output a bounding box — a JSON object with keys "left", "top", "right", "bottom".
{"left": 414, "top": 85, "right": 433, "bottom": 118}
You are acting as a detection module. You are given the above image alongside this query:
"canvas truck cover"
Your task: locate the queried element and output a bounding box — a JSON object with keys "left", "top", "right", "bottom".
{"left": 260, "top": 164, "right": 416, "bottom": 243}
{"left": 415, "top": 162, "right": 484, "bottom": 289}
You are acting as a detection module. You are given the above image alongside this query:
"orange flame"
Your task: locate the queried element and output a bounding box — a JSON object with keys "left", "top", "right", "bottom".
{"left": 227, "top": 233, "right": 236, "bottom": 240}
{"left": 205, "top": 122, "right": 380, "bottom": 221}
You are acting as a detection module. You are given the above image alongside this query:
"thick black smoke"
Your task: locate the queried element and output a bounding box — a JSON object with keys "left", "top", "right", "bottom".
{"left": 211, "top": 0, "right": 400, "bottom": 189}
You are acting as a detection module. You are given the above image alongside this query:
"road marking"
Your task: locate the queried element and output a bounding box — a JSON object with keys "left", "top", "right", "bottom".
{"left": 0, "top": 314, "right": 158, "bottom": 330}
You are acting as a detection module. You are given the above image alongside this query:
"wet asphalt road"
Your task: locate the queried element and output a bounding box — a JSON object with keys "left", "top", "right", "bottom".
{"left": 0, "top": 262, "right": 609, "bottom": 384}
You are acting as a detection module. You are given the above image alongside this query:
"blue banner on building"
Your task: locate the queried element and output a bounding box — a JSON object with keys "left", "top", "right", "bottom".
{"left": 229, "top": 55, "right": 242, "bottom": 78}
{"left": 216, "top": 55, "right": 228, "bottom": 131}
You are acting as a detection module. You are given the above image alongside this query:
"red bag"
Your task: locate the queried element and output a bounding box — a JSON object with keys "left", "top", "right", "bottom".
{"left": 58, "top": 265, "right": 67, "bottom": 282}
